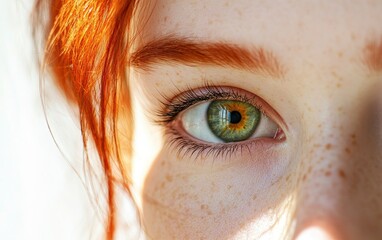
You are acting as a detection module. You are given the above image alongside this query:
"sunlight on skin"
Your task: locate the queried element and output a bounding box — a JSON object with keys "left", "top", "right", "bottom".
{"left": 128, "top": 0, "right": 382, "bottom": 239}
{"left": 130, "top": 80, "right": 164, "bottom": 210}
{"left": 295, "top": 226, "right": 336, "bottom": 240}
{"left": 229, "top": 195, "right": 296, "bottom": 240}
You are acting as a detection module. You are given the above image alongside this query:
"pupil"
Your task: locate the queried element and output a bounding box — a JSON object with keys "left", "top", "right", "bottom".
{"left": 229, "top": 111, "right": 242, "bottom": 124}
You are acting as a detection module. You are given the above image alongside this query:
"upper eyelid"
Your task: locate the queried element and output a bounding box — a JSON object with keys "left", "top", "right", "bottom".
{"left": 171, "top": 89, "right": 253, "bottom": 113}
{"left": 156, "top": 86, "right": 259, "bottom": 124}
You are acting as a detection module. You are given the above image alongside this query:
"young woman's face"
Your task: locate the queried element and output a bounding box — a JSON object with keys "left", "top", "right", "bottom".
{"left": 128, "top": 1, "right": 382, "bottom": 239}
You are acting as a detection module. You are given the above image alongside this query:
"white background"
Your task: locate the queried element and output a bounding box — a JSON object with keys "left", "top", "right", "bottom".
{"left": 0, "top": 0, "right": 109, "bottom": 239}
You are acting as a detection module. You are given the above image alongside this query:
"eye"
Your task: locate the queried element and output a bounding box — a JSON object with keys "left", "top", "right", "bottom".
{"left": 181, "top": 99, "right": 279, "bottom": 143}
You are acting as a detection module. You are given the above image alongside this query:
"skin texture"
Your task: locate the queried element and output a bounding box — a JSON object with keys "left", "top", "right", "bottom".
{"left": 128, "top": 1, "right": 382, "bottom": 239}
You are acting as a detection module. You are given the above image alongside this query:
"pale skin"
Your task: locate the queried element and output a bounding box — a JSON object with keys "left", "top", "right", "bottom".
{"left": 127, "top": 1, "right": 382, "bottom": 239}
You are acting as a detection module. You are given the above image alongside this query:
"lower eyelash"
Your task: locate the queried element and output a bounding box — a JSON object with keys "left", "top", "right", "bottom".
{"left": 165, "top": 127, "right": 247, "bottom": 162}
{"left": 164, "top": 127, "right": 273, "bottom": 163}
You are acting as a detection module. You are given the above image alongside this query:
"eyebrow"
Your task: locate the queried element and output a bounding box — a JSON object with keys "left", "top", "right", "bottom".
{"left": 364, "top": 38, "right": 382, "bottom": 72}
{"left": 130, "top": 36, "right": 284, "bottom": 77}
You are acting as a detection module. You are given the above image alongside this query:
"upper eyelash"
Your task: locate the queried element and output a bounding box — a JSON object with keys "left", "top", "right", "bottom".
{"left": 155, "top": 83, "right": 264, "bottom": 126}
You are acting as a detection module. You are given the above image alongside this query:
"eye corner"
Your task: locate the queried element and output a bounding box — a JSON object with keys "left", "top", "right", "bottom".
{"left": 274, "top": 127, "right": 287, "bottom": 141}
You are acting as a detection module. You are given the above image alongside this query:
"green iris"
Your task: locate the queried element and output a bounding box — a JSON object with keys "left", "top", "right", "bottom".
{"left": 207, "top": 100, "right": 261, "bottom": 142}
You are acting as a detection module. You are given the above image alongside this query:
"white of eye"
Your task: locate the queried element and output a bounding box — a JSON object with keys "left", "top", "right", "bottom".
{"left": 181, "top": 101, "right": 279, "bottom": 143}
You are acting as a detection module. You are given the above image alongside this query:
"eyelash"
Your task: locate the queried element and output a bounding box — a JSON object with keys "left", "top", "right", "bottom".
{"left": 157, "top": 84, "right": 266, "bottom": 123}
{"left": 155, "top": 83, "right": 280, "bottom": 161}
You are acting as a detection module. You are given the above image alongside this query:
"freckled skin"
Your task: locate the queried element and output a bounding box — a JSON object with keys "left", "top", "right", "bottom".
{"left": 129, "top": 0, "right": 382, "bottom": 239}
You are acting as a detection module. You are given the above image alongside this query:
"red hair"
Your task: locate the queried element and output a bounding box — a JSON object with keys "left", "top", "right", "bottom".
{"left": 34, "top": 0, "right": 140, "bottom": 239}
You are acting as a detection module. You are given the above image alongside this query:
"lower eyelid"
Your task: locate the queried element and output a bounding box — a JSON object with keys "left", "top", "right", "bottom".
{"left": 163, "top": 125, "right": 281, "bottom": 162}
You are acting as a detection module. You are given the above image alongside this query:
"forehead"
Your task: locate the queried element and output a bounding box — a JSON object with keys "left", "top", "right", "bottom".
{"left": 136, "top": 0, "right": 382, "bottom": 69}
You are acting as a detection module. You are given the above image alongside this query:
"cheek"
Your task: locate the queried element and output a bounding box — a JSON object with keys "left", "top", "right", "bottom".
{"left": 140, "top": 146, "right": 295, "bottom": 239}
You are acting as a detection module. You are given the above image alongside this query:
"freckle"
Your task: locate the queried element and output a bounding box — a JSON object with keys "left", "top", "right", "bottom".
{"left": 227, "top": 185, "right": 232, "bottom": 190}
{"left": 252, "top": 194, "right": 257, "bottom": 201}
{"left": 351, "top": 134, "right": 357, "bottom": 145}
{"left": 302, "top": 174, "right": 307, "bottom": 181}
{"left": 181, "top": 175, "right": 188, "bottom": 181}
{"left": 325, "top": 171, "right": 331, "bottom": 177}
{"left": 337, "top": 51, "right": 343, "bottom": 58}
{"left": 160, "top": 182, "right": 166, "bottom": 189}
{"left": 163, "top": 16, "right": 168, "bottom": 22}
{"left": 336, "top": 83, "right": 342, "bottom": 88}
{"left": 325, "top": 143, "right": 332, "bottom": 150}
{"left": 338, "top": 169, "right": 347, "bottom": 179}
{"left": 345, "top": 147, "right": 351, "bottom": 154}
{"left": 165, "top": 174, "right": 173, "bottom": 182}
{"left": 308, "top": 166, "right": 313, "bottom": 173}
{"left": 285, "top": 174, "right": 291, "bottom": 182}
{"left": 235, "top": 8, "right": 243, "bottom": 16}
{"left": 332, "top": 72, "right": 343, "bottom": 81}
{"left": 201, "top": 204, "right": 213, "bottom": 215}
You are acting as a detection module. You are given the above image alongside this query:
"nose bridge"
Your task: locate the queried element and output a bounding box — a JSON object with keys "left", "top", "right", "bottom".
{"left": 294, "top": 124, "right": 355, "bottom": 227}
{"left": 291, "top": 104, "right": 382, "bottom": 239}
